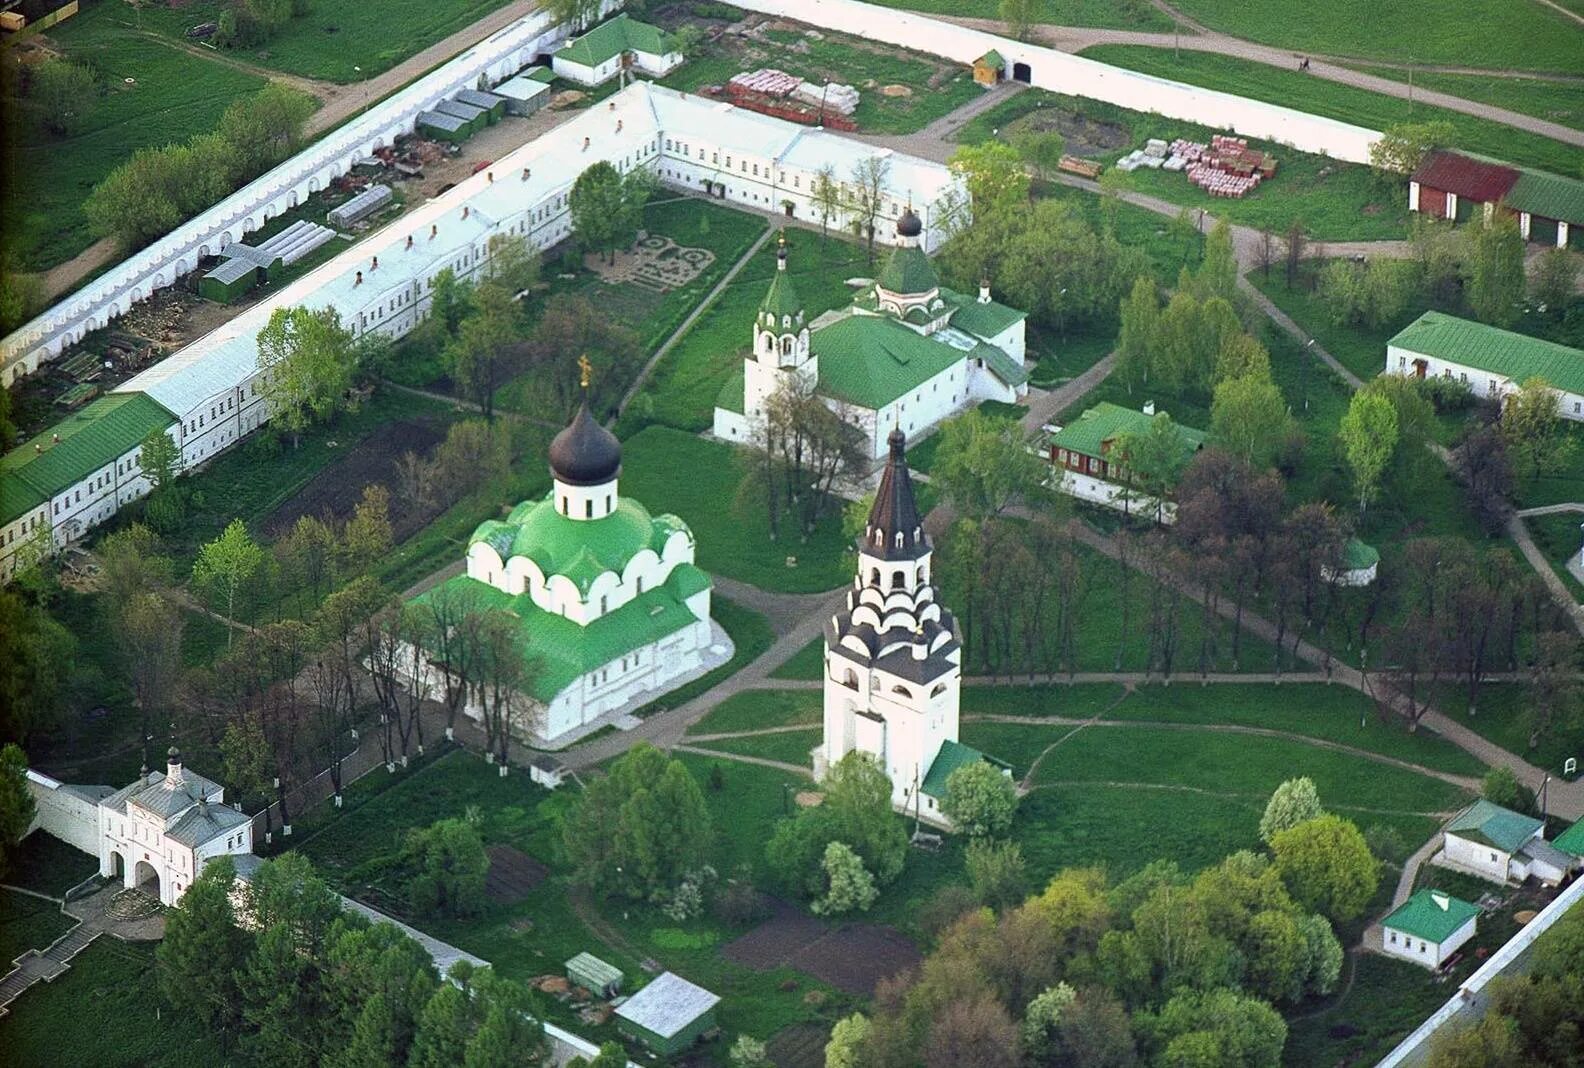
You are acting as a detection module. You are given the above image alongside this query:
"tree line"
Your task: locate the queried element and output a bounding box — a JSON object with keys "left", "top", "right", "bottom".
{"left": 823, "top": 779, "right": 1378, "bottom": 1068}
{"left": 157, "top": 851, "right": 551, "bottom": 1068}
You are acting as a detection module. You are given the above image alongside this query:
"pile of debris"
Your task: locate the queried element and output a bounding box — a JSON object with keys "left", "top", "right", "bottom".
{"left": 718, "top": 68, "right": 859, "bottom": 129}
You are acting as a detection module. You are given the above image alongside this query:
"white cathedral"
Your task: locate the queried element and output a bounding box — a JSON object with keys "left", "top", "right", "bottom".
{"left": 814, "top": 429, "right": 999, "bottom": 824}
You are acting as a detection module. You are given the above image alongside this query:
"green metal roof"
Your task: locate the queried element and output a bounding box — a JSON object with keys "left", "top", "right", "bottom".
{"left": 875, "top": 244, "right": 939, "bottom": 296}
{"left": 1509, "top": 169, "right": 1584, "bottom": 227}
{"left": 469, "top": 495, "right": 693, "bottom": 592}
{"left": 1342, "top": 538, "right": 1379, "bottom": 571}
{"left": 761, "top": 261, "right": 805, "bottom": 322}
{"left": 556, "top": 14, "right": 673, "bottom": 68}
{"left": 1, "top": 393, "right": 177, "bottom": 525}
{"left": 1446, "top": 799, "right": 1543, "bottom": 853}
{"left": 1388, "top": 311, "right": 1584, "bottom": 396}
{"left": 975, "top": 50, "right": 1005, "bottom": 70}
{"left": 413, "top": 564, "right": 710, "bottom": 701}
{"left": 525, "top": 66, "right": 557, "bottom": 84}
{"left": 971, "top": 341, "right": 1029, "bottom": 389}
{"left": 812, "top": 315, "right": 965, "bottom": 410}
{"left": 941, "top": 288, "right": 1026, "bottom": 339}
{"left": 1382, "top": 889, "right": 1480, "bottom": 944}
{"left": 1047, "top": 402, "right": 1206, "bottom": 462}
{"left": 566, "top": 952, "right": 623, "bottom": 992}
{"left": 716, "top": 366, "right": 746, "bottom": 416}
{"left": 1553, "top": 819, "right": 1584, "bottom": 858}
{"left": 921, "top": 739, "right": 1005, "bottom": 799}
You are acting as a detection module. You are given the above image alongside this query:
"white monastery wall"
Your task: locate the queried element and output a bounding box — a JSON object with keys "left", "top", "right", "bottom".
{"left": 730, "top": 0, "right": 1380, "bottom": 163}
{"left": 24, "top": 769, "right": 101, "bottom": 855}
{"left": 1056, "top": 470, "right": 1177, "bottom": 524}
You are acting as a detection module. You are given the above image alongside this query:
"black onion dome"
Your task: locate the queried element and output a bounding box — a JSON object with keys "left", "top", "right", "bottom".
{"left": 864, "top": 429, "right": 927, "bottom": 560}
{"left": 549, "top": 400, "right": 622, "bottom": 486}
{"left": 896, "top": 207, "right": 923, "bottom": 239}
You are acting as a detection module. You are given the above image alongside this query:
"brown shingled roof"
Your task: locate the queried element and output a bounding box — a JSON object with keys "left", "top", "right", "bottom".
{"left": 1411, "top": 150, "right": 1520, "bottom": 204}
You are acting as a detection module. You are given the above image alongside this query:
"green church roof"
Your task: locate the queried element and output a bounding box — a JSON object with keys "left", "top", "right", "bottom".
{"left": 557, "top": 14, "right": 673, "bottom": 68}
{"left": 761, "top": 245, "right": 805, "bottom": 322}
{"left": 1382, "top": 889, "right": 1479, "bottom": 944}
{"left": 875, "top": 244, "right": 939, "bottom": 297}
{"left": 1388, "top": 311, "right": 1584, "bottom": 396}
{"left": 941, "top": 288, "right": 1027, "bottom": 339}
{"left": 415, "top": 564, "right": 710, "bottom": 701}
{"left": 812, "top": 315, "right": 966, "bottom": 410}
{"left": 920, "top": 740, "right": 1010, "bottom": 799}
{"left": 970, "top": 341, "right": 1029, "bottom": 389}
{"left": 716, "top": 366, "right": 746, "bottom": 415}
{"left": 469, "top": 495, "right": 692, "bottom": 591}
{"left": 1342, "top": 538, "right": 1379, "bottom": 571}
{"left": 1, "top": 393, "right": 177, "bottom": 526}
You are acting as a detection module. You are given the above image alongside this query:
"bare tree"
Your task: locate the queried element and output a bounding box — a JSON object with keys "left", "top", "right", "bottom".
{"left": 118, "top": 591, "right": 185, "bottom": 769}
{"left": 394, "top": 450, "right": 438, "bottom": 515}
{"left": 475, "top": 616, "right": 540, "bottom": 772}
{"left": 848, "top": 155, "right": 892, "bottom": 263}
{"left": 417, "top": 582, "right": 488, "bottom": 740}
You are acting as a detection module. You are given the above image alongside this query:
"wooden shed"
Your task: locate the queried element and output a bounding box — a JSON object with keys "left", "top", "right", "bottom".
{"left": 566, "top": 952, "right": 623, "bottom": 999}
{"left": 972, "top": 49, "right": 1005, "bottom": 86}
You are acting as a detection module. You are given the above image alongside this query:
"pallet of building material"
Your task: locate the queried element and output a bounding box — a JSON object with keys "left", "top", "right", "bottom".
{"left": 728, "top": 68, "right": 802, "bottom": 98}
{"left": 327, "top": 184, "right": 394, "bottom": 228}
{"left": 1057, "top": 155, "right": 1103, "bottom": 178}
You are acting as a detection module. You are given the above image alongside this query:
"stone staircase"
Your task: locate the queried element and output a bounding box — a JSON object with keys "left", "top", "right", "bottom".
{"left": 0, "top": 922, "right": 101, "bottom": 1018}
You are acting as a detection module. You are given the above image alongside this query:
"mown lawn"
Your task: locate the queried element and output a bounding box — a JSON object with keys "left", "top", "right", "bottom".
{"left": 620, "top": 426, "right": 851, "bottom": 593}
{"left": 625, "top": 229, "right": 868, "bottom": 435}
{"left": 1430, "top": 682, "right": 1583, "bottom": 778}
{"left": 689, "top": 689, "right": 824, "bottom": 735}
{"left": 0, "top": 940, "right": 230, "bottom": 1067}
{"left": 769, "top": 638, "right": 826, "bottom": 681}
{"left": 1080, "top": 46, "right": 1584, "bottom": 176}
{"left": 2, "top": 831, "right": 101, "bottom": 897}
{"left": 4, "top": 1, "right": 272, "bottom": 272}
{"left": 1350, "top": 66, "right": 1584, "bottom": 133}
{"left": 954, "top": 89, "right": 1407, "bottom": 240}
{"left": 693, "top": 728, "right": 824, "bottom": 768}
{"left": 1165, "top": 0, "right": 1584, "bottom": 75}
{"left": 133, "top": 0, "right": 518, "bottom": 83}
{"left": 0, "top": 890, "right": 75, "bottom": 968}
{"left": 1527, "top": 511, "right": 1584, "bottom": 600}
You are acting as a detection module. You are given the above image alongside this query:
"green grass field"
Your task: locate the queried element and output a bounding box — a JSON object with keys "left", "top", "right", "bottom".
{"left": 4, "top": 1, "right": 273, "bottom": 271}
{"left": 625, "top": 229, "right": 868, "bottom": 435}
{"left": 1351, "top": 66, "right": 1584, "bottom": 133}
{"left": 0, "top": 940, "right": 230, "bottom": 1067}
{"left": 1080, "top": 46, "right": 1584, "bottom": 177}
{"left": 689, "top": 689, "right": 824, "bottom": 735}
{"left": 132, "top": 0, "right": 518, "bottom": 83}
{"left": 1166, "top": 0, "right": 1584, "bottom": 74}
{"left": 954, "top": 89, "right": 1407, "bottom": 240}
{"left": 695, "top": 727, "right": 824, "bottom": 767}
{"left": 0, "top": 890, "right": 75, "bottom": 969}
{"left": 1527, "top": 511, "right": 1584, "bottom": 600}
{"left": 769, "top": 638, "right": 826, "bottom": 681}
{"left": 620, "top": 426, "right": 851, "bottom": 592}
{"left": 1430, "top": 682, "right": 1583, "bottom": 777}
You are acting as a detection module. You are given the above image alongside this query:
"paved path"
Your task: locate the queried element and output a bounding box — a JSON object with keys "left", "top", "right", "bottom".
{"left": 935, "top": 14, "right": 1584, "bottom": 149}
{"left": 615, "top": 227, "right": 776, "bottom": 421}
{"left": 1508, "top": 512, "right": 1584, "bottom": 635}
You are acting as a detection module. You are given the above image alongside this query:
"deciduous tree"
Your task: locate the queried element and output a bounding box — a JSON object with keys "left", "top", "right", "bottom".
{"left": 1465, "top": 210, "right": 1525, "bottom": 327}
{"left": 1271, "top": 815, "right": 1379, "bottom": 922}
{"left": 1338, "top": 389, "right": 1398, "bottom": 513}
{"left": 192, "top": 519, "right": 265, "bottom": 644}
{"left": 942, "top": 759, "right": 1019, "bottom": 837}
{"left": 257, "top": 305, "right": 358, "bottom": 446}
{"left": 1211, "top": 373, "right": 1290, "bottom": 469}
{"left": 1259, "top": 778, "right": 1323, "bottom": 845}
{"left": 1501, "top": 376, "right": 1577, "bottom": 481}
{"left": 0, "top": 744, "right": 36, "bottom": 877}
{"left": 813, "top": 841, "right": 879, "bottom": 915}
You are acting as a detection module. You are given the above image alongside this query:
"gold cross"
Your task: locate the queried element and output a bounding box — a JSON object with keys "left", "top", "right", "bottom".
{"left": 578, "top": 353, "right": 592, "bottom": 389}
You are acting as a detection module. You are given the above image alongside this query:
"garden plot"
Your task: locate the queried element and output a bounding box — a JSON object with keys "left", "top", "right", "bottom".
{"left": 721, "top": 897, "right": 921, "bottom": 996}
{"left": 483, "top": 844, "right": 550, "bottom": 906}
{"left": 586, "top": 235, "right": 716, "bottom": 294}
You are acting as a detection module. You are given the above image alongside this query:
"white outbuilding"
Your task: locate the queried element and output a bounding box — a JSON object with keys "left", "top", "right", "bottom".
{"left": 1380, "top": 889, "right": 1479, "bottom": 970}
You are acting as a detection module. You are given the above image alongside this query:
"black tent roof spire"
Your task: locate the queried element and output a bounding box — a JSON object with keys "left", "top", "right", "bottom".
{"left": 864, "top": 428, "right": 927, "bottom": 560}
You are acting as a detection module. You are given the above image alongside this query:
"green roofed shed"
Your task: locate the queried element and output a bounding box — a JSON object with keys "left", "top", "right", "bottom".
{"left": 566, "top": 952, "right": 623, "bottom": 998}
{"left": 200, "top": 258, "right": 259, "bottom": 304}
{"left": 920, "top": 740, "right": 1009, "bottom": 800}
{"left": 1446, "top": 799, "right": 1544, "bottom": 853}
{"left": 976, "top": 50, "right": 1005, "bottom": 71}
{"left": 526, "top": 66, "right": 557, "bottom": 83}
{"left": 1509, "top": 169, "right": 1584, "bottom": 229}
{"left": 1388, "top": 311, "right": 1584, "bottom": 396}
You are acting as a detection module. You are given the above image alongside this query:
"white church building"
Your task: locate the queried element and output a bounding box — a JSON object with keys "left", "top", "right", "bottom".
{"left": 25, "top": 748, "right": 254, "bottom": 907}
{"left": 814, "top": 428, "right": 1001, "bottom": 823}
{"left": 714, "top": 215, "right": 1029, "bottom": 460}
{"left": 408, "top": 387, "right": 726, "bottom": 747}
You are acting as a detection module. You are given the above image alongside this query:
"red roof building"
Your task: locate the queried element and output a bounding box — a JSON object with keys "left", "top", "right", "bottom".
{"left": 1409, "top": 151, "right": 1519, "bottom": 222}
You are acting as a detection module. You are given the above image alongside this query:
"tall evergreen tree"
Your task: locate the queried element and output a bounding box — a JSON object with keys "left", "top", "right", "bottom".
{"left": 157, "top": 855, "right": 250, "bottom": 1030}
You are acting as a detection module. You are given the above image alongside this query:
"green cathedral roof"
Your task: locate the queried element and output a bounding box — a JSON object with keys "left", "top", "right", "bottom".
{"left": 761, "top": 262, "right": 805, "bottom": 323}
{"left": 812, "top": 315, "right": 965, "bottom": 410}
{"left": 875, "top": 244, "right": 939, "bottom": 297}
{"left": 469, "top": 495, "right": 692, "bottom": 592}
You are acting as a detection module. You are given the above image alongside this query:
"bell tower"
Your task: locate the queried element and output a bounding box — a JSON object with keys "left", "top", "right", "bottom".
{"left": 744, "top": 233, "right": 816, "bottom": 419}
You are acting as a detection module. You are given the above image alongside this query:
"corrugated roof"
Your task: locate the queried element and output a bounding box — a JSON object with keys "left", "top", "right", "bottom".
{"left": 1047, "top": 402, "right": 1206, "bottom": 461}
{"left": 615, "top": 971, "right": 718, "bottom": 1039}
{"left": 435, "top": 99, "right": 486, "bottom": 123}
{"left": 1411, "top": 150, "right": 1519, "bottom": 204}
{"left": 921, "top": 739, "right": 996, "bottom": 799}
{"left": 1446, "top": 799, "right": 1543, "bottom": 853}
{"left": 1388, "top": 311, "right": 1584, "bottom": 396}
{"left": 204, "top": 258, "right": 258, "bottom": 285}
{"left": 813, "top": 314, "right": 965, "bottom": 409}
{"left": 1508, "top": 169, "right": 1584, "bottom": 227}
{"left": 941, "top": 288, "right": 1026, "bottom": 339}
{"left": 418, "top": 110, "right": 468, "bottom": 133}
{"left": 1, "top": 394, "right": 176, "bottom": 523}
{"left": 557, "top": 14, "right": 673, "bottom": 69}
{"left": 492, "top": 75, "right": 552, "bottom": 102}
{"left": 454, "top": 89, "right": 506, "bottom": 111}
{"left": 1382, "top": 889, "right": 1480, "bottom": 944}
{"left": 1552, "top": 819, "right": 1584, "bottom": 858}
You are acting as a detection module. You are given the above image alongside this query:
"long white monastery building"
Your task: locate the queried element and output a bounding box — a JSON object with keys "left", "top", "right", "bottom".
{"left": 0, "top": 81, "right": 959, "bottom": 583}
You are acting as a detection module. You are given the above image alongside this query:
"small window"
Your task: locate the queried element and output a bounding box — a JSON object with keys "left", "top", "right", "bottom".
{"left": 585, "top": 499, "right": 593, "bottom": 518}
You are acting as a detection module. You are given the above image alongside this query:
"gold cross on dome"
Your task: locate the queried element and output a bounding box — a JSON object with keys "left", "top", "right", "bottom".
{"left": 578, "top": 353, "right": 593, "bottom": 389}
